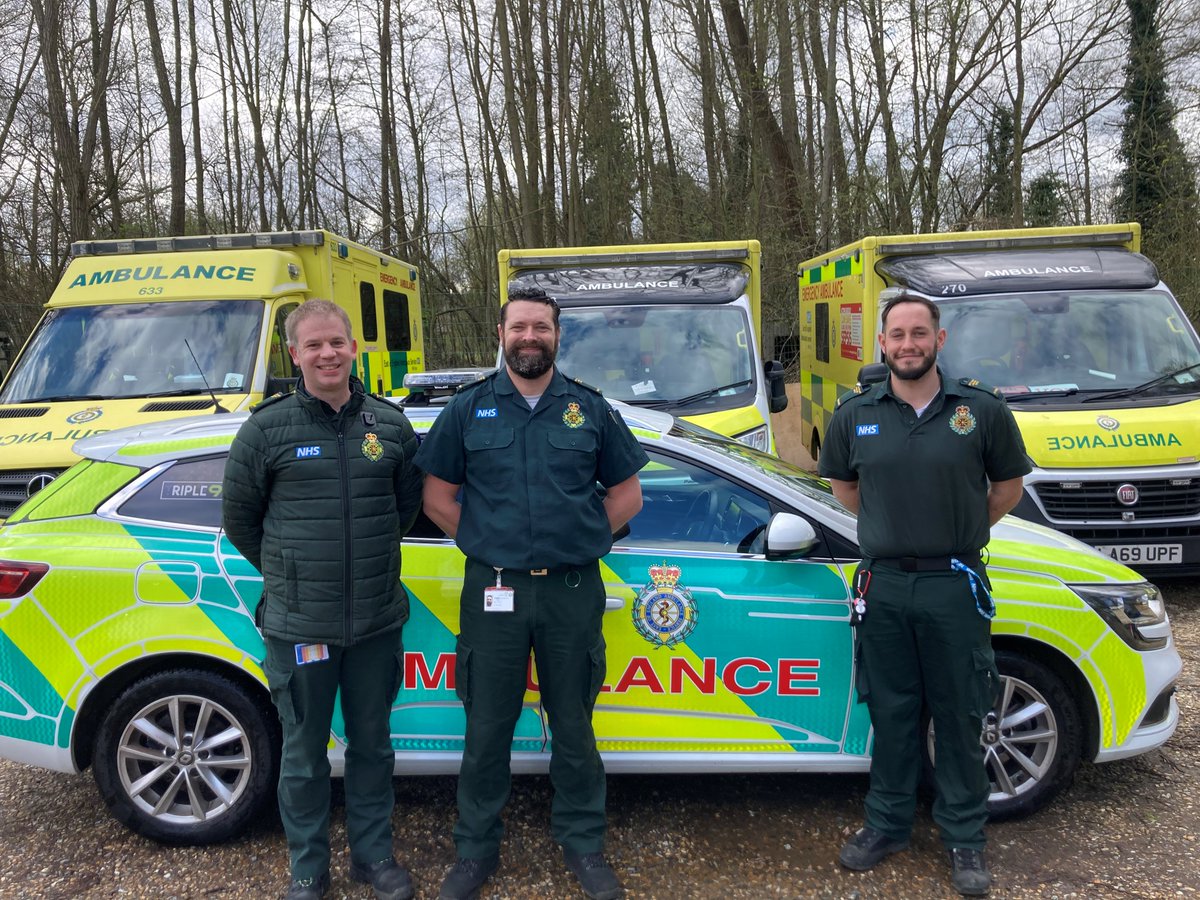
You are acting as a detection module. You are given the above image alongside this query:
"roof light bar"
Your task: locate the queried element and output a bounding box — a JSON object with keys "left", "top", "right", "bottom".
{"left": 877, "top": 231, "right": 1134, "bottom": 256}
{"left": 71, "top": 231, "right": 327, "bottom": 257}
{"left": 404, "top": 370, "right": 492, "bottom": 389}
{"left": 509, "top": 248, "right": 749, "bottom": 268}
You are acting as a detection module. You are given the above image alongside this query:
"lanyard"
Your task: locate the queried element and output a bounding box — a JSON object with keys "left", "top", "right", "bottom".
{"left": 950, "top": 558, "right": 995, "bottom": 620}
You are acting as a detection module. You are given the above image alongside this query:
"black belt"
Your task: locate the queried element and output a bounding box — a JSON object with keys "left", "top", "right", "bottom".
{"left": 872, "top": 552, "right": 981, "bottom": 572}
{"left": 467, "top": 558, "right": 589, "bottom": 576}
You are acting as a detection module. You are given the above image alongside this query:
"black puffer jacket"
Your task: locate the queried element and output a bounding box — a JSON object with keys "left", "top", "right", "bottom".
{"left": 222, "top": 376, "right": 423, "bottom": 645}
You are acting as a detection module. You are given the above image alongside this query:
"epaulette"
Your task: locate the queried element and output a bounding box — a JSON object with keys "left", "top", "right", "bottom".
{"left": 249, "top": 391, "right": 290, "bottom": 413}
{"left": 570, "top": 376, "right": 603, "bottom": 396}
{"left": 835, "top": 384, "right": 866, "bottom": 410}
{"left": 367, "top": 392, "right": 409, "bottom": 416}
{"left": 455, "top": 371, "right": 494, "bottom": 394}
{"left": 958, "top": 377, "right": 1003, "bottom": 399}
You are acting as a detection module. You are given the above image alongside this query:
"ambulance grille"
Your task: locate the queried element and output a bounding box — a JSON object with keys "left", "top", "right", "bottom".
{"left": 1035, "top": 479, "right": 1200, "bottom": 520}
{"left": 139, "top": 399, "right": 217, "bottom": 413}
{"left": 1055, "top": 523, "right": 1200, "bottom": 541}
{"left": 0, "top": 468, "right": 68, "bottom": 518}
{"left": 0, "top": 407, "right": 50, "bottom": 418}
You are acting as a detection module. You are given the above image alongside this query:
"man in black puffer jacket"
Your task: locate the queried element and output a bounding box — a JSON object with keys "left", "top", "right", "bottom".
{"left": 223, "top": 299, "right": 422, "bottom": 900}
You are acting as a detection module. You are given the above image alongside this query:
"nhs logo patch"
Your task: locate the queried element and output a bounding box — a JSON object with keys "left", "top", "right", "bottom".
{"left": 855, "top": 424, "right": 880, "bottom": 437}
{"left": 475, "top": 408, "right": 498, "bottom": 418}
{"left": 295, "top": 445, "right": 322, "bottom": 458}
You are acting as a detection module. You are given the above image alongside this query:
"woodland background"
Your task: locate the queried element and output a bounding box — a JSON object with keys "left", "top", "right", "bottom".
{"left": 2, "top": 0, "right": 1198, "bottom": 371}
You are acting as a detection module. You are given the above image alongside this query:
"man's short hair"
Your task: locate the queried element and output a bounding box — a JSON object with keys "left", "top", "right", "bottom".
{"left": 880, "top": 291, "right": 941, "bottom": 328}
{"left": 285, "top": 299, "right": 353, "bottom": 348}
{"left": 501, "top": 286, "right": 560, "bottom": 328}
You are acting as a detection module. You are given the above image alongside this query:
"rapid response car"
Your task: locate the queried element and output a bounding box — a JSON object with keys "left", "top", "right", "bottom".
{"left": 0, "top": 406, "right": 1180, "bottom": 844}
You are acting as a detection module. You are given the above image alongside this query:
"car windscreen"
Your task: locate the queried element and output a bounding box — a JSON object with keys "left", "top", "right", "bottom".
{"left": 556, "top": 304, "right": 756, "bottom": 414}
{"left": 668, "top": 420, "right": 846, "bottom": 513}
{"left": 936, "top": 290, "right": 1200, "bottom": 399}
{"left": 0, "top": 300, "right": 264, "bottom": 403}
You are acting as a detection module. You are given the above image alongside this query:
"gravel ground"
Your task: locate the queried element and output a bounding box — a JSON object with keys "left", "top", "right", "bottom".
{"left": 2, "top": 579, "right": 1196, "bottom": 900}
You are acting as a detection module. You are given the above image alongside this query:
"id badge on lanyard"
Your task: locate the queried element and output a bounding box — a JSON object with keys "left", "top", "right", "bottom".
{"left": 484, "top": 567, "right": 514, "bottom": 612}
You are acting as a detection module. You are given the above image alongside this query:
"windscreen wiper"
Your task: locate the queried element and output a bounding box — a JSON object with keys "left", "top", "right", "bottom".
{"left": 1082, "top": 362, "right": 1200, "bottom": 403}
{"left": 623, "top": 398, "right": 675, "bottom": 410}
{"left": 669, "top": 379, "right": 754, "bottom": 409}
{"left": 139, "top": 388, "right": 215, "bottom": 398}
{"left": 1003, "top": 388, "right": 1079, "bottom": 402}
{"left": 26, "top": 394, "right": 110, "bottom": 403}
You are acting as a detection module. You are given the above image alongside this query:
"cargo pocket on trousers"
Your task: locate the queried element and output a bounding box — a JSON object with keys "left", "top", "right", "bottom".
{"left": 262, "top": 658, "right": 298, "bottom": 726}
{"left": 389, "top": 643, "right": 405, "bottom": 705}
{"left": 853, "top": 639, "right": 871, "bottom": 705}
{"left": 586, "top": 637, "right": 607, "bottom": 710}
{"left": 972, "top": 646, "right": 1001, "bottom": 719}
{"left": 454, "top": 636, "right": 473, "bottom": 710}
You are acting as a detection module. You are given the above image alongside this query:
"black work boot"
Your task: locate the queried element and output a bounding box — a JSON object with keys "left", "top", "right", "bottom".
{"left": 284, "top": 872, "right": 329, "bottom": 900}
{"left": 349, "top": 857, "right": 415, "bottom": 900}
{"left": 948, "top": 847, "right": 991, "bottom": 896}
{"left": 562, "top": 848, "right": 623, "bottom": 900}
{"left": 438, "top": 854, "right": 499, "bottom": 900}
{"left": 837, "top": 825, "right": 910, "bottom": 871}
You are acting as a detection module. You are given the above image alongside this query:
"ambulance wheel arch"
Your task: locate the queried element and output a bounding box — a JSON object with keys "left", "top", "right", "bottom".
{"left": 924, "top": 648, "right": 1084, "bottom": 820}
{"left": 89, "top": 666, "right": 279, "bottom": 845}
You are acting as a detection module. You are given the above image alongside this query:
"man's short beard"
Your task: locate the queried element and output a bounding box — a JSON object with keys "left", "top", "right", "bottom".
{"left": 885, "top": 348, "right": 937, "bottom": 381}
{"left": 506, "top": 341, "right": 556, "bottom": 378}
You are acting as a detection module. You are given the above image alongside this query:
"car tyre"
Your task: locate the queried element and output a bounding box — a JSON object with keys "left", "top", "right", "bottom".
{"left": 93, "top": 668, "right": 278, "bottom": 845}
{"left": 925, "top": 650, "right": 1081, "bottom": 820}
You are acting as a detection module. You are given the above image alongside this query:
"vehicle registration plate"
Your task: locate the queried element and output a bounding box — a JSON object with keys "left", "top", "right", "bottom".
{"left": 1094, "top": 543, "right": 1182, "bottom": 565}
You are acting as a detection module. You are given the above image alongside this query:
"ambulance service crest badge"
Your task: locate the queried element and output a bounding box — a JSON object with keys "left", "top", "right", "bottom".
{"left": 563, "top": 401, "right": 586, "bottom": 428}
{"left": 949, "top": 405, "right": 976, "bottom": 436}
{"left": 632, "top": 562, "right": 698, "bottom": 649}
{"left": 361, "top": 432, "right": 384, "bottom": 462}
{"left": 66, "top": 407, "right": 103, "bottom": 425}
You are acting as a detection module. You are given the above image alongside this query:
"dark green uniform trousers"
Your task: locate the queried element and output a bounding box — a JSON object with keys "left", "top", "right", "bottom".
{"left": 453, "top": 558, "right": 608, "bottom": 859}
{"left": 855, "top": 564, "right": 999, "bottom": 850}
{"left": 263, "top": 628, "right": 404, "bottom": 880}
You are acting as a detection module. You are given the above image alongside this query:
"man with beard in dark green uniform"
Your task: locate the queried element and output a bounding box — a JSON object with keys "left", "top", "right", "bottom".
{"left": 819, "top": 292, "right": 1030, "bottom": 897}
{"left": 416, "top": 286, "right": 647, "bottom": 900}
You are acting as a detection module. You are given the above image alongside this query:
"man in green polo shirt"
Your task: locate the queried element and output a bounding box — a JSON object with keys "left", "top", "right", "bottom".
{"left": 819, "top": 292, "right": 1030, "bottom": 897}
{"left": 415, "top": 286, "right": 647, "bottom": 900}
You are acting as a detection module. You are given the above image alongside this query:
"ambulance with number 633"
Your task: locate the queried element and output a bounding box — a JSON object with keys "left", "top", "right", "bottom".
{"left": 0, "top": 230, "right": 424, "bottom": 522}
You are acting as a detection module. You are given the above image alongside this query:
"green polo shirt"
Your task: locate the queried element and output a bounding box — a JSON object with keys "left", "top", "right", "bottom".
{"left": 414, "top": 367, "right": 649, "bottom": 570}
{"left": 818, "top": 369, "right": 1031, "bottom": 560}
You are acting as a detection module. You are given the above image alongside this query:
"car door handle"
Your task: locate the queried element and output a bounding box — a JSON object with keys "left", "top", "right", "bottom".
{"left": 605, "top": 597, "right": 625, "bottom": 611}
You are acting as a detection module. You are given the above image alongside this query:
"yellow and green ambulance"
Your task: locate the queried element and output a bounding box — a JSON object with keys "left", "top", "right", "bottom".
{"left": 499, "top": 241, "right": 788, "bottom": 452}
{"left": 0, "top": 230, "right": 424, "bottom": 521}
{"left": 0, "top": 404, "right": 1179, "bottom": 844}
{"left": 797, "top": 224, "right": 1200, "bottom": 576}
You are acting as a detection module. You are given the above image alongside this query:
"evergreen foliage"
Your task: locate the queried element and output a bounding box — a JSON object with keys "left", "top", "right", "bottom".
{"left": 1114, "top": 0, "right": 1200, "bottom": 317}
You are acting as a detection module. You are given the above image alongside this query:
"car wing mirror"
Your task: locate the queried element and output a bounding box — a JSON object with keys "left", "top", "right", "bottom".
{"left": 764, "top": 511, "right": 818, "bottom": 560}
{"left": 857, "top": 362, "right": 887, "bottom": 388}
{"left": 764, "top": 359, "right": 788, "bottom": 414}
{"left": 264, "top": 375, "right": 299, "bottom": 397}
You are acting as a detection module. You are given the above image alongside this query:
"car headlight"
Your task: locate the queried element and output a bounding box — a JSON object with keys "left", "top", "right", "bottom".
{"left": 1071, "top": 582, "right": 1169, "bottom": 650}
{"left": 735, "top": 425, "right": 769, "bottom": 452}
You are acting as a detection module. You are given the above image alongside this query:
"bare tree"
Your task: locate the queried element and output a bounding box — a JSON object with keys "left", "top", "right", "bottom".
{"left": 31, "top": 0, "right": 126, "bottom": 243}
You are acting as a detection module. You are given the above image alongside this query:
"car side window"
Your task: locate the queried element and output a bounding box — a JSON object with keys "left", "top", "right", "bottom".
{"left": 116, "top": 455, "right": 228, "bottom": 528}
{"left": 620, "top": 451, "right": 772, "bottom": 553}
